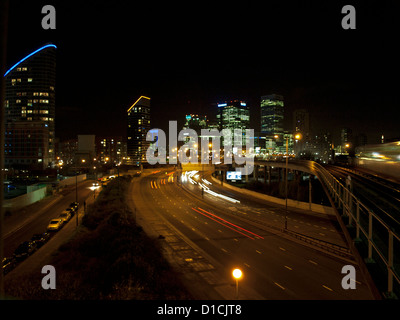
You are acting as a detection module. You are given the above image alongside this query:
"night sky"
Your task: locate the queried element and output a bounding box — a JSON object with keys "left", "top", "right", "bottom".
{"left": 4, "top": 0, "right": 400, "bottom": 144}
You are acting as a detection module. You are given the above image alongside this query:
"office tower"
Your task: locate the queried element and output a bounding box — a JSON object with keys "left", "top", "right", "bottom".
{"left": 216, "top": 100, "right": 250, "bottom": 130}
{"left": 4, "top": 44, "right": 57, "bottom": 169}
{"left": 260, "top": 94, "right": 284, "bottom": 135}
{"left": 127, "top": 96, "right": 151, "bottom": 165}
{"left": 216, "top": 100, "right": 250, "bottom": 148}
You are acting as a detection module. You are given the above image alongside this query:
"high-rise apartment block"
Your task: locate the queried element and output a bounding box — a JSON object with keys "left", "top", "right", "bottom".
{"left": 4, "top": 44, "right": 57, "bottom": 170}
{"left": 127, "top": 96, "right": 151, "bottom": 165}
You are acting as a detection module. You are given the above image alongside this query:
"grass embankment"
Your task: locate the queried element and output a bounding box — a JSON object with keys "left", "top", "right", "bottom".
{"left": 6, "top": 176, "right": 192, "bottom": 300}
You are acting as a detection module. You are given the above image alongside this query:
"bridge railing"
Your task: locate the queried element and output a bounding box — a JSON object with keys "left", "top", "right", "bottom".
{"left": 311, "top": 161, "right": 399, "bottom": 298}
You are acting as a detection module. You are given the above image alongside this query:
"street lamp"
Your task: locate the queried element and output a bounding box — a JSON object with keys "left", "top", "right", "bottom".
{"left": 275, "top": 133, "right": 302, "bottom": 230}
{"left": 232, "top": 268, "right": 243, "bottom": 299}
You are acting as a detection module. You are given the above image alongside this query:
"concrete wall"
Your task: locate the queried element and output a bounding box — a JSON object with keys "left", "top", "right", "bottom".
{"left": 210, "top": 175, "right": 334, "bottom": 216}
{"left": 3, "top": 185, "right": 47, "bottom": 209}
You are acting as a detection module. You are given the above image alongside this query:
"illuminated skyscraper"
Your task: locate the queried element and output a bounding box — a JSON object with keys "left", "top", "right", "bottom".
{"left": 260, "top": 94, "right": 284, "bottom": 135}
{"left": 216, "top": 100, "right": 250, "bottom": 131}
{"left": 4, "top": 44, "right": 57, "bottom": 170}
{"left": 127, "top": 96, "right": 151, "bottom": 165}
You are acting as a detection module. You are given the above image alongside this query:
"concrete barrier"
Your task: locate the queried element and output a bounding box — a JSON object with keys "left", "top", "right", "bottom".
{"left": 210, "top": 175, "right": 335, "bottom": 216}
{"left": 3, "top": 186, "right": 47, "bottom": 210}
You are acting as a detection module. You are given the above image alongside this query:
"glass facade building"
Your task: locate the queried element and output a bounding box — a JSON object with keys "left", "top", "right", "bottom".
{"left": 260, "top": 94, "right": 284, "bottom": 135}
{"left": 4, "top": 44, "right": 57, "bottom": 170}
{"left": 216, "top": 100, "right": 250, "bottom": 131}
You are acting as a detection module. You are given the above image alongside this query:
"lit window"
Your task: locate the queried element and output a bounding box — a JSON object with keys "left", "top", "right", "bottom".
{"left": 28, "top": 78, "right": 33, "bottom": 82}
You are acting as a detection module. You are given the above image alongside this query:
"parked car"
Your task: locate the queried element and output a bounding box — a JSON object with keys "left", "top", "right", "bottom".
{"left": 69, "top": 202, "right": 79, "bottom": 210}
{"left": 65, "top": 207, "right": 76, "bottom": 216}
{"left": 47, "top": 218, "right": 63, "bottom": 231}
{"left": 31, "top": 232, "right": 50, "bottom": 248}
{"left": 13, "top": 241, "right": 37, "bottom": 261}
{"left": 59, "top": 210, "right": 71, "bottom": 223}
{"left": 2, "top": 257, "right": 16, "bottom": 275}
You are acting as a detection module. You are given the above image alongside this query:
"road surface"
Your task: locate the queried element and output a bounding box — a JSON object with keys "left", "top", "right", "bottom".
{"left": 127, "top": 169, "right": 376, "bottom": 299}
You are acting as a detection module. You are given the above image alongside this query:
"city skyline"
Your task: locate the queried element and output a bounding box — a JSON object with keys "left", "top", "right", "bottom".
{"left": 4, "top": 1, "right": 399, "bottom": 146}
{"left": 2, "top": 0, "right": 400, "bottom": 304}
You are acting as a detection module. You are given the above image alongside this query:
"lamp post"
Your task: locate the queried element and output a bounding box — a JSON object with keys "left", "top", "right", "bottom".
{"left": 275, "top": 133, "right": 302, "bottom": 230}
{"left": 232, "top": 268, "right": 243, "bottom": 299}
{"left": 75, "top": 172, "right": 79, "bottom": 227}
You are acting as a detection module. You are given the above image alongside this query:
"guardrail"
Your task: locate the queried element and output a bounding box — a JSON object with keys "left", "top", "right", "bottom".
{"left": 312, "top": 161, "right": 400, "bottom": 299}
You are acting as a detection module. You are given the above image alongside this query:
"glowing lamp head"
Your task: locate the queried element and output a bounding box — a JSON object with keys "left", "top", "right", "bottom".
{"left": 232, "top": 268, "right": 242, "bottom": 280}
{"left": 295, "top": 133, "right": 302, "bottom": 140}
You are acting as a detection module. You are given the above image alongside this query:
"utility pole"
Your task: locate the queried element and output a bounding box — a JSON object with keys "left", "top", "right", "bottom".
{"left": 284, "top": 137, "right": 288, "bottom": 230}
{"left": 76, "top": 173, "right": 78, "bottom": 227}
{"left": 0, "top": 0, "right": 9, "bottom": 299}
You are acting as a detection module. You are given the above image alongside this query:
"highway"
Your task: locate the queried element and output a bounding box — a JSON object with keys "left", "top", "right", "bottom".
{"left": 129, "top": 169, "right": 376, "bottom": 299}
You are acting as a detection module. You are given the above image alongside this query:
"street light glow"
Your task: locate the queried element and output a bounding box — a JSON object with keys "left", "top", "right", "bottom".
{"left": 232, "top": 268, "right": 242, "bottom": 279}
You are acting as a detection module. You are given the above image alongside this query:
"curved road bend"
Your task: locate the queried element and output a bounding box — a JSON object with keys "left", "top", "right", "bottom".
{"left": 128, "top": 170, "right": 375, "bottom": 300}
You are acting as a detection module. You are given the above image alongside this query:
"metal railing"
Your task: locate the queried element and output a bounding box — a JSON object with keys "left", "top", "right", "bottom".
{"left": 312, "top": 162, "right": 400, "bottom": 298}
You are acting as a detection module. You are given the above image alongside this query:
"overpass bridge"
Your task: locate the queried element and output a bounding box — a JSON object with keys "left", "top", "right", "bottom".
{"left": 215, "top": 159, "right": 400, "bottom": 299}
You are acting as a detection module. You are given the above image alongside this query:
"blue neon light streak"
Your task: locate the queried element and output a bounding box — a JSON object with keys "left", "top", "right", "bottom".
{"left": 4, "top": 44, "right": 57, "bottom": 77}
{"left": 218, "top": 103, "right": 227, "bottom": 108}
